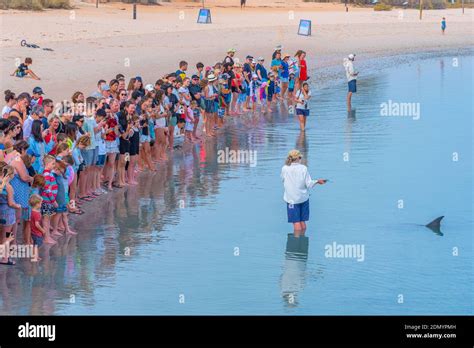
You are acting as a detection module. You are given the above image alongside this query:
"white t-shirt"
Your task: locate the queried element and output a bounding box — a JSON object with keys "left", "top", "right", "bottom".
{"left": 1, "top": 106, "right": 11, "bottom": 118}
{"left": 154, "top": 104, "right": 166, "bottom": 128}
{"left": 295, "top": 90, "right": 311, "bottom": 110}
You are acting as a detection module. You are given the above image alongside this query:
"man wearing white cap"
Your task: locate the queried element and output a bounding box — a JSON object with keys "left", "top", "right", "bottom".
{"left": 343, "top": 53, "right": 358, "bottom": 111}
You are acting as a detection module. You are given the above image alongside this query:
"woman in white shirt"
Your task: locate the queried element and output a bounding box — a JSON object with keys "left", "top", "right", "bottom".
{"left": 294, "top": 82, "right": 311, "bottom": 131}
{"left": 280, "top": 149, "right": 326, "bottom": 233}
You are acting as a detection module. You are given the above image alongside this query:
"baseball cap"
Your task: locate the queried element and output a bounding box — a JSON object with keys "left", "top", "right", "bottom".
{"left": 32, "top": 87, "right": 44, "bottom": 95}
{"left": 348, "top": 53, "right": 356, "bottom": 60}
{"left": 145, "top": 84, "right": 154, "bottom": 92}
{"left": 101, "top": 84, "right": 110, "bottom": 91}
{"left": 246, "top": 55, "right": 253, "bottom": 59}
{"left": 251, "top": 59, "right": 257, "bottom": 64}
{"left": 227, "top": 48, "right": 237, "bottom": 53}
{"left": 191, "top": 74, "right": 199, "bottom": 79}
{"left": 257, "top": 57, "right": 264, "bottom": 61}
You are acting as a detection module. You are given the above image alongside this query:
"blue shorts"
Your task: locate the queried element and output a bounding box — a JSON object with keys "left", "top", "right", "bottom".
{"left": 32, "top": 234, "right": 44, "bottom": 247}
{"left": 81, "top": 148, "right": 98, "bottom": 166}
{"left": 96, "top": 154, "right": 106, "bottom": 167}
{"left": 280, "top": 77, "right": 289, "bottom": 83}
{"left": 56, "top": 205, "right": 68, "bottom": 213}
{"left": 296, "top": 108, "right": 309, "bottom": 117}
{"left": 348, "top": 79, "right": 357, "bottom": 93}
{"left": 287, "top": 199, "right": 309, "bottom": 223}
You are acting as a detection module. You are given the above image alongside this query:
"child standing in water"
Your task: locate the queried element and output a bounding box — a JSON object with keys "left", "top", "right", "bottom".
{"left": 441, "top": 17, "right": 446, "bottom": 35}
{"left": 185, "top": 101, "right": 196, "bottom": 143}
{"left": 29, "top": 194, "right": 45, "bottom": 262}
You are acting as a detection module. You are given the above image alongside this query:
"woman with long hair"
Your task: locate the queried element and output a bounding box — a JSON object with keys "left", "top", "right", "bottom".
{"left": 0, "top": 162, "right": 21, "bottom": 265}
{"left": 294, "top": 82, "right": 311, "bottom": 131}
{"left": 153, "top": 89, "right": 168, "bottom": 161}
{"left": 28, "top": 120, "right": 54, "bottom": 173}
{"left": 4, "top": 140, "right": 33, "bottom": 245}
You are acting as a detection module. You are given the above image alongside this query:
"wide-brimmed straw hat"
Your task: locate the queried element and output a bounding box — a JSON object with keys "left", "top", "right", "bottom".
{"left": 207, "top": 73, "right": 217, "bottom": 82}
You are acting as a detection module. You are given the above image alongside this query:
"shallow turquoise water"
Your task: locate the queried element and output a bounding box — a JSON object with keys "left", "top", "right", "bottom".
{"left": 0, "top": 52, "right": 472, "bottom": 315}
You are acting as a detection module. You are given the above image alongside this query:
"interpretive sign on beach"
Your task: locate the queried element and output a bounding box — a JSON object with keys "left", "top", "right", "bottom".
{"left": 197, "top": 8, "right": 212, "bottom": 24}
{"left": 298, "top": 20, "right": 312, "bottom": 36}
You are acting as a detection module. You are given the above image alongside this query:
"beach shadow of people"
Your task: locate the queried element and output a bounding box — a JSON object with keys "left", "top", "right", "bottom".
{"left": 280, "top": 231, "right": 309, "bottom": 309}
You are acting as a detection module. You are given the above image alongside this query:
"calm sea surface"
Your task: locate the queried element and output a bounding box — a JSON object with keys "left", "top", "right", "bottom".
{"left": 1, "top": 52, "right": 472, "bottom": 315}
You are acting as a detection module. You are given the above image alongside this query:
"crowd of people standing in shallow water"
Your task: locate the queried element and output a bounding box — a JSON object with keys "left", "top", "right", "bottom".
{"left": 0, "top": 46, "right": 311, "bottom": 265}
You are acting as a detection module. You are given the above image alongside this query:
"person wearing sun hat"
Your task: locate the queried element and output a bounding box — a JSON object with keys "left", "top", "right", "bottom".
{"left": 281, "top": 149, "right": 327, "bottom": 233}
{"left": 272, "top": 44, "right": 283, "bottom": 60}
{"left": 224, "top": 48, "right": 237, "bottom": 65}
{"left": 203, "top": 73, "right": 219, "bottom": 137}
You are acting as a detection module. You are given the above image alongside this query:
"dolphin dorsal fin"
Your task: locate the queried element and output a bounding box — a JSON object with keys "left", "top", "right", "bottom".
{"left": 426, "top": 216, "right": 444, "bottom": 229}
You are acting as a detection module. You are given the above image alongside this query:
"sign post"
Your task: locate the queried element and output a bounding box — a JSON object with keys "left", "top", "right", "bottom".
{"left": 197, "top": 8, "right": 212, "bottom": 24}
{"left": 297, "top": 20, "right": 312, "bottom": 36}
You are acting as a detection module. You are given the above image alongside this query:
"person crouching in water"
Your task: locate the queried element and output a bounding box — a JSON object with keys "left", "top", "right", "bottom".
{"left": 280, "top": 150, "right": 326, "bottom": 234}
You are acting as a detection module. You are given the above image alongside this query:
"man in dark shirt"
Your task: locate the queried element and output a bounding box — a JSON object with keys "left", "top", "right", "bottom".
{"left": 188, "top": 75, "right": 203, "bottom": 103}
{"left": 223, "top": 48, "right": 236, "bottom": 65}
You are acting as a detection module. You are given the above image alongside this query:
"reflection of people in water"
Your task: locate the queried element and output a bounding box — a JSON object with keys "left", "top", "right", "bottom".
{"left": 280, "top": 232, "right": 309, "bottom": 307}
{"left": 280, "top": 150, "right": 326, "bottom": 233}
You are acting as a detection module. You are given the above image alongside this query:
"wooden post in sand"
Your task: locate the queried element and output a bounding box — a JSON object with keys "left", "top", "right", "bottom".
{"left": 419, "top": 0, "right": 423, "bottom": 20}
{"left": 462, "top": 0, "right": 465, "bottom": 14}
{"left": 133, "top": 2, "right": 137, "bottom": 20}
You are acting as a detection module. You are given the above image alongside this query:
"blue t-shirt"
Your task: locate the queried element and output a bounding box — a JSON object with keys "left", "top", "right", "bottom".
{"left": 281, "top": 61, "right": 289, "bottom": 78}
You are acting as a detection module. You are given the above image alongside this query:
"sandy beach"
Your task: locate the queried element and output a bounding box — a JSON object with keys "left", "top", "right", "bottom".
{"left": 1, "top": 1, "right": 473, "bottom": 101}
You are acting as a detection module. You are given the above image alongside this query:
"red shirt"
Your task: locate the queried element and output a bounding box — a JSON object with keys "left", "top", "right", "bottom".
{"left": 105, "top": 117, "right": 118, "bottom": 141}
{"left": 299, "top": 59, "right": 308, "bottom": 81}
{"left": 30, "top": 210, "right": 44, "bottom": 237}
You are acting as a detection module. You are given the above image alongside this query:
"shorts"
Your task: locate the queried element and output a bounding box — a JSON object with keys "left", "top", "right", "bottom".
{"left": 296, "top": 108, "right": 309, "bottom": 117}
{"left": 223, "top": 93, "right": 231, "bottom": 105}
{"left": 280, "top": 77, "right": 289, "bottom": 83}
{"left": 41, "top": 202, "right": 56, "bottom": 217}
{"left": 16, "top": 70, "right": 26, "bottom": 78}
{"left": 96, "top": 154, "right": 106, "bottom": 167}
{"left": 56, "top": 205, "right": 68, "bottom": 213}
{"left": 81, "top": 148, "right": 98, "bottom": 166}
{"left": 105, "top": 140, "right": 119, "bottom": 154}
{"left": 32, "top": 234, "right": 44, "bottom": 247}
{"left": 289, "top": 88, "right": 294, "bottom": 93}
{"left": 204, "top": 99, "right": 217, "bottom": 114}
{"left": 267, "top": 94, "right": 274, "bottom": 102}
{"left": 129, "top": 139, "right": 140, "bottom": 156}
{"left": 119, "top": 138, "right": 130, "bottom": 155}
{"left": 169, "top": 115, "right": 178, "bottom": 127}
{"left": 184, "top": 122, "right": 194, "bottom": 132}
{"left": 348, "top": 79, "right": 357, "bottom": 93}
{"left": 140, "top": 134, "right": 150, "bottom": 143}
{"left": 287, "top": 199, "right": 309, "bottom": 223}
{"left": 218, "top": 108, "right": 225, "bottom": 118}
{"left": 21, "top": 207, "right": 31, "bottom": 221}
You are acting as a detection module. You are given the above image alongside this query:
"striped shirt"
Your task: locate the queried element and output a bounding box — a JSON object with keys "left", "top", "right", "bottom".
{"left": 40, "top": 170, "right": 58, "bottom": 204}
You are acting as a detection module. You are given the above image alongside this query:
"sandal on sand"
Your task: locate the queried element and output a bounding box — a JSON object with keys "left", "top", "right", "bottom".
{"left": 78, "top": 196, "right": 93, "bottom": 202}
